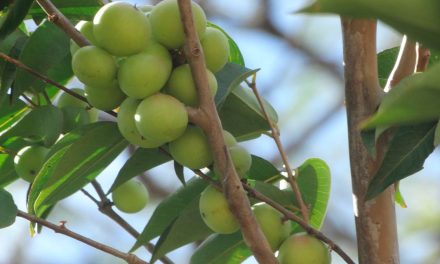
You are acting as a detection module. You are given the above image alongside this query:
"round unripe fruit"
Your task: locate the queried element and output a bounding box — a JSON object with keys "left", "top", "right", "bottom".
{"left": 117, "top": 98, "right": 164, "bottom": 148}
{"left": 150, "top": 0, "right": 206, "bottom": 49}
{"left": 135, "top": 93, "right": 188, "bottom": 143}
{"left": 57, "top": 88, "right": 98, "bottom": 128}
{"left": 201, "top": 27, "right": 230, "bottom": 72}
{"left": 112, "top": 180, "right": 149, "bottom": 213}
{"left": 85, "top": 83, "right": 126, "bottom": 111}
{"left": 199, "top": 185, "right": 239, "bottom": 234}
{"left": 169, "top": 126, "right": 212, "bottom": 169}
{"left": 70, "top": 21, "right": 97, "bottom": 55}
{"left": 278, "top": 233, "right": 331, "bottom": 264}
{"left": 60, "top": 107, "right": 90, "bottom": 133}
{"left": 252, "top": 203, "right": 290, "bottom": 251}
{"left": 14, "top": 145, "right": 50, "bottom": 182}
{"left": 223, "top": 130, "right": 237, "bottom": 147}
{"left": 72, "top": 46, "right": 117, "bottom": 88}
{"left": 229, "top": 145, "right": 252, "bottom": 178}
{"left": 118, "top": 42, "right": 172, "bottom": 99}
{"left": 166, "top": 64, "right": 217, "bottom": 107}
{"left": 93, "top": 2, "right": 151, "bottom": 56}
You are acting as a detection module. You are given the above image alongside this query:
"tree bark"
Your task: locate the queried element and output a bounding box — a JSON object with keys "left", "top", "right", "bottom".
{"left": 341, "top": 19, "right": 400, "bottom": 264}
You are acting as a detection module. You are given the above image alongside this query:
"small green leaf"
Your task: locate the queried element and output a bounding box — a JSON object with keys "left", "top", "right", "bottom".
{"left": 150, "top": 199, "right": 212, "bottom": 263}
{"left": 434, "top": 120, "right": 440, "bottom": 147}
{"left": 32, "top": 122, "right": 127, "bottom": 215}
{"left": 366, "top": 122, "right": 436, "bottom": 200}
{"left": 0, "top": 97, "right": 28, "bottom": 134}
{"left": 0, "top": 0, "right": 33, "bottom": 39}
{"left": 190, "top": 233, "right": 250, "bottom": 264}
{"left": 247, "top": 155, "right": 280, "bottom": 183}
{"left": 0, "top": 137, "right": 27, "bottom": 187}
{"left": 109, "top": 147, "right": 172, "bottom": 193}
{"left": 173, "top": 161, "right": 186, "bottom": 186}
{"left": 132, "top": 177, "right": 208, "bottom": 251}
{"left": 377, "top": 47, "right": 399, "bottom": 87}
{"left": 363, "top": 63, "right": 440, "bottom": 129}
{"left": 0, "top": 188, "right": 17, "bottom": 228}
{"left": 253, "top": 182, "right": 293, "bottom": 207}
{"left": 0, "top": 105, "right": 62, "bottom": 146}
{"left": 394, "top": 182, "right": 407, "bottom": 208}
{"left": 207, "top": 23, "right": 245, "bottom": 66}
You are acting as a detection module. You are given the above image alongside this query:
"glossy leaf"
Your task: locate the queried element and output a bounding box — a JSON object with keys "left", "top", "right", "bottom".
{"left": 132, "top": 178, "right": 208, "bottom": 251}
{"left": 0, "top": 188, "right": 17, "bottom": 228}
{"left": 363, "top": 63, "right": 440, "bottom": 129}
{"left": 394, "top": 182, "right": 407, "bottom": 208}
{"left": 0, "top": 97, "right": 28, "bottom": 134}
{"left": 377, "top": 47, "right": 399, "bottom": 87}
{"left": 108, "top": 147, "right": 171, "bottom": 193}
{"left": 247, "top": 155, "right": 280, "bottom": 183}
{"left": 208, "top": 23, "right": 245, "bottom": 66}
{"left": 31, "top": 122, "right": 127, "bottom": 215}
{"left": 0, "top": 0, "right": 33, "bottom": 39}
{"left": 29, "top": 0, "right": 101, "bottom": 21}
{"left": 300, "top": 0, "right": 440, "bottom": 50}
{"left": 0, "top": 105, "right": 62, "bottom": 147}
{"left": 174, "top": 161, "right": 186, "bottom": 186}
{"left": 13, "top": 21, "right": 71, "bottom": 101}
{"left": 366, "top": 123, "right": 436, "bottom": 200}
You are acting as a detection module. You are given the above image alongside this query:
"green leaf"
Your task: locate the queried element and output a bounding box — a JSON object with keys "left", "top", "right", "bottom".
{"left": 219, "top": 85, "right": 278, "bottom": 141}
{"left": 394, "top": 182, "right": 407, "bottom": 208}
{"left": 150, "top": 199, "right": 212, "bottom": 263}
{"left": 173, "top": 161, "right": 186, "bottom": 186}
{"left": 207, "top": 23, "right": 245, "bottom": 66}
{"left": 363, "top": 63, "right": 440, "bottom": 129}
{"left": 247, "top": 155, "right": 280, "bottom": 183}
{"left": 29, "top": 0, "right": 101, "bottom": 21}
{"left": 32, "top": 122, "right": 127, "bottom": 215}
{"left": 0, "top": 137, "right": 27, "bottom": 187}
{"left": 0, "top": 105, "right": 62, "bottom": 147}
{"left": 13, "top": 21, "right": 71, "bottom": 101}
{"left": 377, "top": 47, "right": 399, "bottom": 87}
{"left": 109, "top": 148, "right": 171, "bottom": 193}
{"left": 0, "top": 97, "right": 28, "bottom": 134}
{"left": 0, "top": 0, "right": 33, "bottom": 39}
{"left": 300, "top": 0, "right": 440, "bottom": 50}
{"left": 0, "top": 188, "right": 17, "bottom": 228}
{"left": 132, "top": 177, "right": 208, "bottom": 251}
{"left": 190, "top": 233, "right": 250, "bottom": 264}
{"left": 366, "top": 123, "right": 436, "bottom": 200}
{"left": 434, "top": 121, "right": 440, "bottom": 147}
{"left": 214, "top": 63, "right": 259, "bottom": 107}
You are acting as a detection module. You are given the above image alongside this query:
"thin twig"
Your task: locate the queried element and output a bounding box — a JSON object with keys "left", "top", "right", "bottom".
{"left": 0, "top": 52, "right": 117, "bottom": 118}
{"left": 177, "top": 0, "right": 277, "bottom": 262}
{"left": 88, "top": 181, "right": 174, "bottom": 264}
{"left": 21, "top": 94, "right": 38, "bottom": 108}
{"left": 416, "top": 45, "right": 430, "bottom": 72}
{"left": 385, "top": 36, "right": 417, "bottom": 91}
{"left": 246, "top": 76, "right": 309, "bottom": 223}
{"left": 16, "top": 210, "right": 147, "bottom": 264}
{"left": 42, "top": 90, "right": 52, "bottom": 105}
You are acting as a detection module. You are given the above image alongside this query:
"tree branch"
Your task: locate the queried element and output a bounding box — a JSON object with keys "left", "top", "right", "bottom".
{"left": 177, "top": 0, "right": 277, "bottom": 262}
{"left": 16, "top": 210, "right": 147, "bottom": 264}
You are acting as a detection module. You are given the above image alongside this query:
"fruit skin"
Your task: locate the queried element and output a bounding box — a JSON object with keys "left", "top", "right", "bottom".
{"left": 14, "top": 145, "right": 50, "bottom": 182}
{"left": 165, "top": 64, "right": 217, "bottom": 107}
{"left": 118, "top": 42, "right": 172, "bottom": 99}
{"left": 150, "top": 0, "right": 207, "bottom": 49}
{"left": 70, "top": 21, "right": 97, "bottom": 56}
{"left": 117, "top": 97, "right": 164, "bottom": 148}
{"left": 111, "top": 180, "right": 149, "bottom": 213}
{"left": 199, "top": 185, "right": 239, "bottom": 234}
{"left": 93, "top": 2, "right": 151, "bottom": 56}
{"left": 135, "top": 93, "right": 188, "bottom": 143}
{"left": 229, "top": 145, "right": 252, "bottom": 178}
{"left": 201, "top": 27, "right": 230, "bottom": 72}
{"left": 223, "top": 130, "right": 237, "bottom": 147}
{"left": 72, "top": 46, "right": 117, "bottom": 88}
{"left": 252, "top": 203, "right": 290, "bottom": 251}
{"left": 85, "top": 82, "right": 126, "bottom": 111}
{"left": 278, "top": 233, "right": 331, "bottom": 264}
{"left": 169, "top": 126, "right": 212, "bottom": 169}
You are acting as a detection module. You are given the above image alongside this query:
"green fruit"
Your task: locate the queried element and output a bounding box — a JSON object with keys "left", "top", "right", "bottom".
{"left": 60, "top": 106, "right": 90, "bottom": 133}
{"left": 199, "top": 185, "right": 239, "bottom": 234}
{"left": 70, "top": 21, "right": 97, "bottom": 56}
{"left": 150, "top": 0, "right": 207, "bottom": 49}
{"left": 93, "top": 2, "right": 151, "bottom": 56}
{"left": 14, "top": 145, "right": 50, "bottom": 182}
{"left": 165, "top": 64, "right": 217, "bottom": 106}
{"left": 169, "top": 126, "right": 212, "bottom": 169}
{"left": 252, "top": 203, "right": 290, "bottom": 251}
{"left": 229, "top": 145, "right": 252, "bottom": 178}
{"left": 223, "top": 130, "right": 237, "bottom": 147}
{"left": 137, "top": 4, "right": 154, "bottom": 14}
{"left": 135, "top": 93, "right": 188, "bottom": 143}
{"left": 112, "top": 180, "right": 149, "bottom": 213}
{"left": 118, "top": 42, "right": 172, "bottom": 99}
{"left": 201, "top": 27, "right": 230, "bottom": 72}
{"left": 117, "top": 98, "right": 164, "bottom": 148}
{"left": 85, "top": 82, "right": 126, "bottom": 111}
{"left": 72, "top": 46, "right": 117, "bottom": 88}
{"left": 57, "top": 88, "right": 98, "bottom": 126}
{"left": 278, "top": 233, "right": 331, "bottom": 264}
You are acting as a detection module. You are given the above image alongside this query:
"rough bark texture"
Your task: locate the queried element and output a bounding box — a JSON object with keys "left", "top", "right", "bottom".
{"left": 341, "top": 19, "right": 400, "bottom": 264}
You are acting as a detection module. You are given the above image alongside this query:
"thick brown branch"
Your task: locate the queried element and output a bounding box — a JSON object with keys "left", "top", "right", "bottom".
{"left": 177, "top": 0, "right": 277, "bottom": 262}
{"left": 16, "top": 210, "right": 147, "bottom": 264}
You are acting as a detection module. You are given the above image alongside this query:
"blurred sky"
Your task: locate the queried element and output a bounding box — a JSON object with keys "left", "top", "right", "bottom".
{"left": 1, "top": 0, "right": 440, "bottom": 264}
